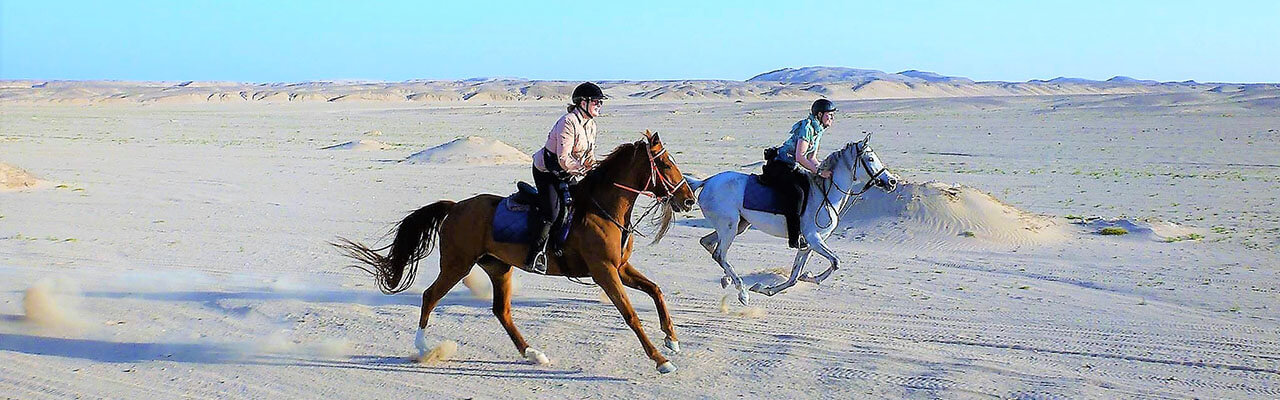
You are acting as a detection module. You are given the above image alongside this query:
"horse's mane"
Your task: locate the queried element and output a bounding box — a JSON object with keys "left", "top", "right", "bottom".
{"left": 571, "top": 138, "right": 676, "bottom": 245}
{"left": 576, "top": 140, "right": 643, "bottom": 190}
{"left": 817, "top": 142, "right": 852, "bottom": 172}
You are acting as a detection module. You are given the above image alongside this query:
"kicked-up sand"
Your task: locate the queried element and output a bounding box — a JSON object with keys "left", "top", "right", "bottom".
{"left": 1, "top": 89, "right": 1278, "bottom": 398}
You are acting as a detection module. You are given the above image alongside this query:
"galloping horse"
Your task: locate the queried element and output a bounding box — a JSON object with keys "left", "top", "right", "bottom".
{"left": 684, "top": 134, "right": 899, "bottom": 305}
{"left": 335, "top": 131, "right": 695, "bottom": 374}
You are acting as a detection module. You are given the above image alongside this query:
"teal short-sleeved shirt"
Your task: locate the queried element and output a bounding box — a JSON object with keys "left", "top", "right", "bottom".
{"left": 776, "top": 116, "right": 824, "bottom": 165}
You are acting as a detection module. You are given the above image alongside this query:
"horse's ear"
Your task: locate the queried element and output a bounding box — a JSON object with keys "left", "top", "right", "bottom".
{"left": 643, "top": 130, "right": 653, "bottom": 140}
{"left": 862, "top": 131, "right": 872, "bottom": 144}
{"left": 650, "top": 131, "right": 661, "bottom": 143}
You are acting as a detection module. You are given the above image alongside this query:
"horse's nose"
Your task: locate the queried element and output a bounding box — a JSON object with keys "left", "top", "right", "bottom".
{"left": 683, "top": 198, "right": 696, "bottom": 209}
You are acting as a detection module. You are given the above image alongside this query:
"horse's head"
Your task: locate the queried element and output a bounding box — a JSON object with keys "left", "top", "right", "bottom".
{"left": 825, "top": 133, "right": 898, "bottom": 193}
{"left": 642, "top": 130, "right": 696, "bottom": 212}
{"left": 855, "top": 133, "right": 899, "bottom": 192}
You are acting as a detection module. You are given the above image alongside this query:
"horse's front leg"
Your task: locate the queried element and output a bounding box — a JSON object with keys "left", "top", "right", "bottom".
{"left": 618, "top": 262, "right": 680, "bottom": 354}
{"left": 799, "top": 236, "right": 840, "bottom": 284}
{"left": 751, "top": 249, "right": 811, "bottom": 296}
{"left": 594, "top": 264, "right": 676, "bottom": 374}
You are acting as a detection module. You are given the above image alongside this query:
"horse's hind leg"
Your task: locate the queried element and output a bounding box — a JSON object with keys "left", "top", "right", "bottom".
{"left": 618, "top": 262, "right": 680, "bottom": 354}
{"left": 798, "top": 237, "right": 841, "bottom": 284}
{"left": 701, "top": 218, "right": 746, "bottom": 257}
{"left": 711, "top": 218, "right": 751, "bottom": 304}
{"left": 700, "top": 232, "right": 732, "bottom": 289}
{"left": 477, "top": 257, "right": 547, "bottom": 364}
{"left": 752, "top": 249, "right": 811, "bottom": 296}
{"left": 699, "top": 232, "right": 719, "bottom": 255}
{"left": 414, "top": 252, "right": 472, "bottom": 357}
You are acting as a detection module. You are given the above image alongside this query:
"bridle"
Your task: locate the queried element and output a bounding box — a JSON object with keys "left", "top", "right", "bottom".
{"left": 814, "top": 141, "right": 890, "bottom": 229}
{"left": 587, "top": 139, "right": 689, "bottom": 250}
{"left": 611, "top": 140, "right": 688, "bottom": 203}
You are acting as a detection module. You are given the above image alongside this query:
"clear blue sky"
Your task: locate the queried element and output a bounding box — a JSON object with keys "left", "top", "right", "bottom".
{"left": 2, "top": 0, "right": 1277, "bottom": 83}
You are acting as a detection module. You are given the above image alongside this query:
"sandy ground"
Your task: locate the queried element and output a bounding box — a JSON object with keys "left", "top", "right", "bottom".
{"left": 1, "top": 93, "right": 1278, "bottom": 399}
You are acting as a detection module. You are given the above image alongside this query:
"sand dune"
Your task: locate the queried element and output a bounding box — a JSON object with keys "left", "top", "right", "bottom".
{"left": 320, "top": 139, "right": 390, "bottom": 151}
{"left": 1, "top": 163, "right": 44, "bottom": 190}
{"left": 403, "top": 136, "right": 531, "bottom": 165}
{"left": 1076, "top": 217, "right": 1204, "bottom": 242}
{"left": 839, "top": 182, "right": 1068, "bottom": 246}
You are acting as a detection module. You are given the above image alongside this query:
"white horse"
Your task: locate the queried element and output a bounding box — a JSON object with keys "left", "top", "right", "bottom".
{"left": 684, "top": 134, "right": 899, "bottom": 305}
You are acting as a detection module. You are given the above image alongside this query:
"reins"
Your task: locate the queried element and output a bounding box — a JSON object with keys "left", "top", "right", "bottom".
{"left": 813, "top": 142, "right": 889, "bottom": 229}
{"left": 587, "top": 139, "right": 680, "bottom": 248}
{"left": 569, "top": 138, "right": 679, "bottom": 286}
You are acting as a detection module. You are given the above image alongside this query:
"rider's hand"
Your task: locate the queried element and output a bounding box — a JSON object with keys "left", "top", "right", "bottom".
{"left": 818, "top": 169, "right": 832, "bottom": 179}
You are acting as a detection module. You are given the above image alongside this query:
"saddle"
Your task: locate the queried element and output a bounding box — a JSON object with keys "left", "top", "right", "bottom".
{"left": 506, "top": 181, "right": 540, "bottom": 210}
{"left": 744, "top": 151, "right": 810, "bottom": 215}
{"left": 493, "top": 181, "right": 573, "bottom": 244}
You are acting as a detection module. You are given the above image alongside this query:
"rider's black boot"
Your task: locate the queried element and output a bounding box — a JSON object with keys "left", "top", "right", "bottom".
{"left": 785, "top": 212, "right": 804, "bottom": 249}
{"left": 526, "top": 220, "right": 552, "bottom": 274}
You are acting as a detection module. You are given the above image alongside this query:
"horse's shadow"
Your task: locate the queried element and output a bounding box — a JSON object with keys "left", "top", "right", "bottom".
{"left": 0, "top": 332, "right": 626, "bottom": 382}
{"left": 75, "top": 288, "right": 601, "bottom": 317}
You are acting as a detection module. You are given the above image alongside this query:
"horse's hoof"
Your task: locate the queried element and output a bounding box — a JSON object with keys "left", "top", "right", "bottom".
{"left": 798, "top": 274, "right": 818, "bottom": 284}
{"left": 657, "top": 361, "right": 678, "bottom": 374}
{"left": 720, "top": 276, "right": 731, "bottom": 288}
{"left": 524, "top": 347, "right": 551, "bottom": 365}
{"left": 738, "top": 290, "right": 751, "bottom": 306}
{"left": 414, "top": 329, "right": 429, "bottom": 357}
{"left": 664, "top": 338, "right": 681, "bottom": 354}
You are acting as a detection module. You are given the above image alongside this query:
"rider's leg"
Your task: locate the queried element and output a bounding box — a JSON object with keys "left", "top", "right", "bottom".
{"left": 765, "top": 160, "right": 804, "bottom": 249}
{"left": 526, "top": 167, "right": 559, "bottom": 272}
{"left": 549, "top": 180, "right": 572, "bottom": 255}
{"left": 793, "top": 168, "right": 813, "bottom": 249}
{"left": 786, "top": 169, "right": 808, "bottom": 249}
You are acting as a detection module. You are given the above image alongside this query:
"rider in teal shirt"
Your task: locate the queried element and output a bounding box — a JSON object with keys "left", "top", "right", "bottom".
{"left": 763, "top": 99, "right": 837, "bottom": 249}
{"left": 776, "top": 115, "right": 824, "bottom": 165}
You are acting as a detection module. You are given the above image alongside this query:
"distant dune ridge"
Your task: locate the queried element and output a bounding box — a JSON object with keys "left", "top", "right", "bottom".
{"left": 4, "top": 66, "right": 1275, "bottom": 105}
{"left": 403, "top": 136, "right": 531, "bottom": 165}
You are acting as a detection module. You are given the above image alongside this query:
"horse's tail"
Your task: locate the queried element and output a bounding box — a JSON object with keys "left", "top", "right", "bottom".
{"left": 333, "top": 200, "right": 456, "bottom": 294}
{"left": 684, "top": 174, "right": 706, "bottom": 194}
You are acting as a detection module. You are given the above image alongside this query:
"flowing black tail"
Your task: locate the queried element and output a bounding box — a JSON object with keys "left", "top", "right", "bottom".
{"left": 333, "top": 201, "right": 456, "bottom": 294}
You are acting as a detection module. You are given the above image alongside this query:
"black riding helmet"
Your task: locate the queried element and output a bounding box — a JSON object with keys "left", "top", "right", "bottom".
{"left": 811, "top": 98, "right": 838, "bottom": 115}
{"left": 571, "top": 82, "right": 607, "bottom": 104}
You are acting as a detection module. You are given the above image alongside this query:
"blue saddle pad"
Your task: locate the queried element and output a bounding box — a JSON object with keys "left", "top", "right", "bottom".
{"left": 493, "top": 198, "right": 534, "bottom": 243}
{"left": 742, "top": 176, "right": 792, "bottom": 215}
{"left": 492, "top": 197, "right": 573, "bottom": 244}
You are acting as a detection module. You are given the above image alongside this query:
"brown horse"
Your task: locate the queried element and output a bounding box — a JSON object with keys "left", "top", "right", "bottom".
{"left": 335, "top": 131, "right": 696, "bottom": 374}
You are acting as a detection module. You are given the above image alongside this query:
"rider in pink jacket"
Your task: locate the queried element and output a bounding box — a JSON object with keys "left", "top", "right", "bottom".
{"left": 527, "top": 82, "right": 606, "bottom": 273}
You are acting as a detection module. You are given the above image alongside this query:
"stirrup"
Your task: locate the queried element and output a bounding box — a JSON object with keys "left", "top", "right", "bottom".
{"left": 530, "top": 251, "right": 549, "bottom": 274}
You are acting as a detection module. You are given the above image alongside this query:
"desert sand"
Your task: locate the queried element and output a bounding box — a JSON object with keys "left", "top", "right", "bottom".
{"left": 1, "top": 82, "right": 1278, "bottom": 398}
